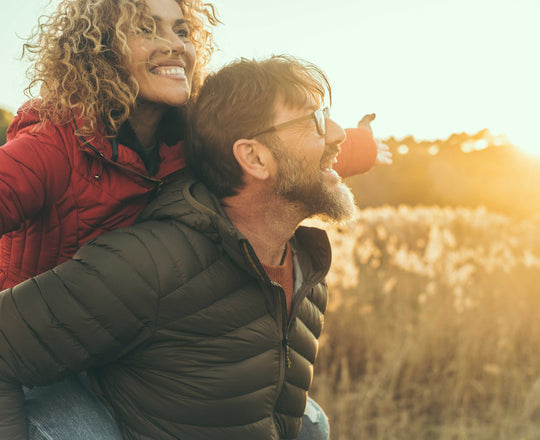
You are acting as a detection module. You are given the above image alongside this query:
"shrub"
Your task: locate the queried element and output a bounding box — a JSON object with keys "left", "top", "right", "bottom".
{"left": 310, "top": 206, "right": 540, "bottom": 439}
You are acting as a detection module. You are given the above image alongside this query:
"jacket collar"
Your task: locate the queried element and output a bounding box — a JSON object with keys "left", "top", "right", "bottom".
{"left": 72, "top": 109, "right": 186, "bottom": 179}
{"left": 138, "top": 174, "right": 332, "bottom": 282}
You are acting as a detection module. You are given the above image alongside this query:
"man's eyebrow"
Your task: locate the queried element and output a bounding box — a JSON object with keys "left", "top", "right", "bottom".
{"left": 301, "top": 104, "right": 319, "bottom": 113}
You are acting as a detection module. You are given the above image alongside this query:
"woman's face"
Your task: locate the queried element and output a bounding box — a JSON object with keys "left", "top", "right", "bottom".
{"left": 125, "top": 0, "right": 197, "bottom": 108}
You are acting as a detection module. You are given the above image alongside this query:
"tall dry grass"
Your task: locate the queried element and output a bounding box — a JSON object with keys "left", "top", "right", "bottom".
{"left": 309, "top": 205, "right": 540, "bottom": 439}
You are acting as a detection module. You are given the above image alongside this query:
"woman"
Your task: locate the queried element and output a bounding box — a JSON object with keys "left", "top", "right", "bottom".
{"left": 0, "top": 0, "right": 217, "bottom": 289}
{"left": 6, "top": 1, "right": 218, "bottom": 438}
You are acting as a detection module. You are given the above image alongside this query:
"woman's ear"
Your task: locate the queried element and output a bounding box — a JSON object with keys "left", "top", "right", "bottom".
{"left": 232, "top": 139, "right": 275, "bottom": 181}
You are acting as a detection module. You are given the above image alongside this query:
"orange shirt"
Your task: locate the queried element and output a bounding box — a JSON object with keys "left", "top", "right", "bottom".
{"left": 261, "top": 244, "right": 294, "bottom": 315}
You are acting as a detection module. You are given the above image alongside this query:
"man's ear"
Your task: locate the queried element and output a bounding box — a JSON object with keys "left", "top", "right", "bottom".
{"left": 232, "top": 139, "right": 275, "bottom": 181}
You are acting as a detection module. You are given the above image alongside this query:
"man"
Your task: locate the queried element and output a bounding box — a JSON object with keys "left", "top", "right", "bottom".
{"left": 0, "top": 55, "right": 356, "bottom": 440}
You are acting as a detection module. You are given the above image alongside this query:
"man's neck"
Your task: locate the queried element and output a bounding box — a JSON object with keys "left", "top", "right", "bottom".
{"left": 223, "top": 188, "right": 304, "bottom": 266}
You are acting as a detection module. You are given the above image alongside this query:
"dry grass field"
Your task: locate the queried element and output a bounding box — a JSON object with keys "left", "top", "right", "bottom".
{"left": 309, "top": 205, "right": 540, "bottom": 439}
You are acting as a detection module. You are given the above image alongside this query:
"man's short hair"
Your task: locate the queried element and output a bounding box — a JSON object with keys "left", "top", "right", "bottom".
{"left": 186, "top": 55, "right": 332, "bottom": 198}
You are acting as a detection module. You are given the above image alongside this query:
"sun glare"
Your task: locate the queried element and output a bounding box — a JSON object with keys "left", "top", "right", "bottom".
{"left": 519, "top": 147, "right": 540, "bottom": 157}
{"left": 515, "top": 143, "right": 540, "bottom": 158}
{"left": 508, "top": 133, "right": 540, "bottom": 158}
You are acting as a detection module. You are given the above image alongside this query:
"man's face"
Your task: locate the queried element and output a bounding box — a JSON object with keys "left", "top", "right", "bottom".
{"left": 268, "top": 103, "right": 356, "bottom": 222}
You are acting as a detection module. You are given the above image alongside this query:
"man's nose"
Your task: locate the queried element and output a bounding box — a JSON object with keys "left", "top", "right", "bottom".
{"left": 325, "top": 118, "right": 346, "bottom": 146}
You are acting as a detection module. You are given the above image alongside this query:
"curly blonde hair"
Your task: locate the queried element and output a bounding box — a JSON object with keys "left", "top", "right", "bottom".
{"left": 23, "top": 0, "right": 219, "bottom": 136}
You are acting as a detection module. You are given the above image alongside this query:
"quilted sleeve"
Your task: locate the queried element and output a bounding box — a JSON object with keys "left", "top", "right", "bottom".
{"left": 0, "top": 227, "right": 161, "bottom": 439}
{"left": 334, "top": 127, "right": 378, "bottom": 178}
{"left": 0, "top": 129, "right": 71, "bottom": 235}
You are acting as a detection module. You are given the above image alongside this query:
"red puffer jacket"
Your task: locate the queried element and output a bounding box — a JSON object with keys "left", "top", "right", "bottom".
{"left": 0, "top": 102, "right": 186, "bottom": 289}
{"left": 0, "top": 102, "right": 376, "bottom": 289}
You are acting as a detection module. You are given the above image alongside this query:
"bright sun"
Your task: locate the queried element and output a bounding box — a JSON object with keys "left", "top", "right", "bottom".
{"left": 517, "top": 144, "right": 540, "bottom": 158}
{"left": 505, "top": 129, "right": 540, "bottom": 157}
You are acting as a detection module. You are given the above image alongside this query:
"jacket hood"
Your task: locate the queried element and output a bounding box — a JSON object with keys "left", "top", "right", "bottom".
{"left": 137, "top": 172, "right": 332, "bottom": 282}
{"left": 6, "top": 100, "right": 104, "bottom": 149}
{"left": 137, "top": 171, "right": 229, "bottom": 239}
{"left": 138, "top": 172, "right": 254, "bottom": 273}
{"left": 6, "top": 101, "right": 44, "bottom": 141}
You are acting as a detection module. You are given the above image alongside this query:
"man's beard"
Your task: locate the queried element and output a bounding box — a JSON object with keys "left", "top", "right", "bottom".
{"left": 271, "top": 146, "right": 356, "bottom": 223}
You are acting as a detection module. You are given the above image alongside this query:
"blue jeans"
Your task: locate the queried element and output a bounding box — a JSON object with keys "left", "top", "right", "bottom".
{"left": 25, "top": 376, "right": 329, "bottom": 440}
{"left": 25, "top": 375, "right": 122, "bottom": 440}
{"left": 296, "top": 397, "right": 330, "bottom": 440}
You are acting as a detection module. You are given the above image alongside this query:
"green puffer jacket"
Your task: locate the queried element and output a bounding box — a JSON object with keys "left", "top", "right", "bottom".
{"left": 0, "top": 173, "right": 332, "bottom": 440}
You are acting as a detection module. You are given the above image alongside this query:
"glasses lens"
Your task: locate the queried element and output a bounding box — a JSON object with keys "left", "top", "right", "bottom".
{"left": 316, "top": 107, "right": 329, "bottom": 136}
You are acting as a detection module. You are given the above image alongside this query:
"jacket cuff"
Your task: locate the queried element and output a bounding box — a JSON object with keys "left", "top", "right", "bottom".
{"left": 0, "top": 380, "right": 27, "bottom": 440}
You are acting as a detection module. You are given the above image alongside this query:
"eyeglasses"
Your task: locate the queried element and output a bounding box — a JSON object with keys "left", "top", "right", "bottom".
{"left": 250, "top": 107, "right": 330, "bottom": 139}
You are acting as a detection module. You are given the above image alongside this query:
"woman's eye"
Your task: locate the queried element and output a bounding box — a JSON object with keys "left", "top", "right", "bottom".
{"left": 138, "top": 24, "right": 153, "bottom": 35}
{"left": 175, "top": 28, "right": 190, "bottom": 38}
{"left": 138, "top": 19, "right": 155, "bottom": 35}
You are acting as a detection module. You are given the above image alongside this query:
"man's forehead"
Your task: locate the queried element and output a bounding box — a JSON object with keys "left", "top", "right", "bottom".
{"left": 275, "top": 91, "right": 323, "bottom": 110}
{"left": 273, "top": 95, "right": 320, "bottom": 116}
{"left": 271, "top": 102, "right": 317, "bottom": 126}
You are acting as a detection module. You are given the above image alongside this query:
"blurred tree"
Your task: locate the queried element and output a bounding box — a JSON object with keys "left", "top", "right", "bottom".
{"left": 0, "top": 108, "right": 14, "bottom": 145}
{"left": 347, "top": 130, "right": 540, "bottom": 219}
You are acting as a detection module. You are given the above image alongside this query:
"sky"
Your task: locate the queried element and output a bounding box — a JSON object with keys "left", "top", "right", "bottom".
{"left": 1, "top": 0, "right": 539, "bottom": 155}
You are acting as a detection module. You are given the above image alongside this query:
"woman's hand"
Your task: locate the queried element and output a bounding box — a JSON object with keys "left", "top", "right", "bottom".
{"left": 357, "top": 113, "right": 393, "bottom": 165}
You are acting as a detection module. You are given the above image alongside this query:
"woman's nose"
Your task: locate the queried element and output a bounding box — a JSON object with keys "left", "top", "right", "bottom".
{"left": 160, "top": 32, "right": 186, "bottom": 55}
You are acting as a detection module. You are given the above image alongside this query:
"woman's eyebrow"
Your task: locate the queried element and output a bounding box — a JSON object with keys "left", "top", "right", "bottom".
{"left": 152, "top": 16, "right": 189, "bottom": 27}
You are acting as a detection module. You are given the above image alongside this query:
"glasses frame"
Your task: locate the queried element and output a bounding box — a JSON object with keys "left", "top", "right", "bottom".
{"left": 250, "top": 107, "right": 330, "bottom": 139}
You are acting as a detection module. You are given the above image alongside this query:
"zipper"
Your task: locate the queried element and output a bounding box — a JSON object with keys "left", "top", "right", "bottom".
{"left": 282, "top": 335, "right": 292, "bottom": 369}
{"left": 78, "top": 135, "right": 164, "bottom": 186}
{"left": 241, "top": 240, "right": 327, "bottom": 352}
{"left": 240, "top": 242, "right": 289, "bottom": 431}
{"left": 270, "top": 279, "right": 289, "bottom": 437}
{"left": 283, "top": 269, "right": 327, "bottom": 352}
{"left": 71, "top": 111, "right": 164, "bottom": 187}
{"left": 271, "top": 280, "right": 292, "bottom": 370}
{"left": 240, "top": 240, "right": 328, "bottom": 437}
